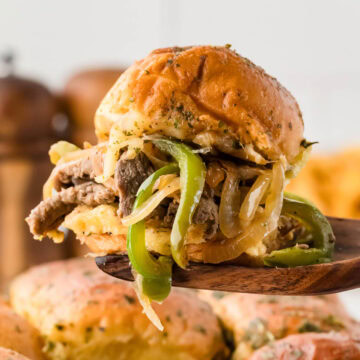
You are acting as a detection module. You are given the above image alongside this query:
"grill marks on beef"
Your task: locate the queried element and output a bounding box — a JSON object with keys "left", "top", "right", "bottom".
{"left": 26, "top": 182, "right": 115, "bottom": 236}
{"left": 115, "top": 152, "right": 154, "bottom": 217}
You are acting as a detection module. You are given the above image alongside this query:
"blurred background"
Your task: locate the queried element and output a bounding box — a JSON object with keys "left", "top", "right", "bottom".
{"left": 0, "top": 0, "right": 359, "bottom": 314}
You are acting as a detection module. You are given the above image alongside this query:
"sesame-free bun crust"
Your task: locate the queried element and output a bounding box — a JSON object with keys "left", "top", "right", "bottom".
{"left": 200, "top": 292, "right": 360, "bottom": 359}
{"left": 0, "top": 348, "right": 31, "bottom": 360}
{"left": 200, "top": 293, "right": 354, "bottom": 344}
{"left": 95, "top": 46, "right": 304, "bottom": 162}
{"left": 0, "top": 300, "right": 44, "bottom": 360}
{"left": 10, "top": 258, "right": 228, "bottom": 360}
{"left": 250, "top": 333, "right": 360, "bottom": 360}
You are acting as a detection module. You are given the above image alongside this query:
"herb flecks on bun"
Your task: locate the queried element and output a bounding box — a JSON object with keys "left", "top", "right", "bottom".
{"left": 26, "top": 46, "right": 334, "bottom": 327}
{"left": 10, "top": 258, "right": 228, "bottom": 360}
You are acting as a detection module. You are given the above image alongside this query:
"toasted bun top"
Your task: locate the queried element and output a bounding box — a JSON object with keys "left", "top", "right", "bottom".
{"left": 0, "top": 300, "right": 44, "bottom": 360}
{"left": 250, "top": 333, "right": 360, "bottom": 360}
{"left": 95, "top": 45, "right": 304, "bottom": 163}
{"left": 10, "top": 258, "right": 227, "bottom": 360}
{"left": 200, "top": 292, "right": 360, "bottom": 359}
{"left": 0, "top": 348, "right": 30, "bottom": 360}
{"left": 200, "top": 292, "right": 358, "bottom": 346}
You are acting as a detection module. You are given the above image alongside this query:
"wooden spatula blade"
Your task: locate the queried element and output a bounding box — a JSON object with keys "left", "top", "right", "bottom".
{"left": 95, "top": 217, "right": 360, "bottom": 295}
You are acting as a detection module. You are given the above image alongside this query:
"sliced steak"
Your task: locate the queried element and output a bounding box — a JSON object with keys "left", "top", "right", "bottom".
{"left": 263, "top": 215, "right": 307, "bottom": 253}
{"left": 163, "top": 200, "right": 179, "bottom": 227}
{"left": 164, "top": 188, "right": 219, "bottom": 239}
{"left": 193, "top": 196, "right": 219, "bottom": 238}
{"left": 52, "top": 153, "right": 102, "bottom": 191}
{"left": 26, "top": 182, "right": 115, "bottom": 237}
{"left": 115, "top": 152, "right": 154, "bottom": 217}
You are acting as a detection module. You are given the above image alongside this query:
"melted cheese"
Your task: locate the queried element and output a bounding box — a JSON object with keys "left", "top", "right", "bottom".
{"left": 62, "top": 205, "right": 206, "bottom": 256}
{"left": 63, "top": 205, "right": 127, "bottom": 236}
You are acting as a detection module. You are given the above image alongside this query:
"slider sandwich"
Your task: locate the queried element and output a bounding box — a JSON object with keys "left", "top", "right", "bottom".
{"left": 200, "top": 292, "right": 360, "bottom": 359}
{"left": 27, "top": 45, "right": 335, "bottom": 323}
{"left": 10, "top": 258, "right": 228, "bottom": 360}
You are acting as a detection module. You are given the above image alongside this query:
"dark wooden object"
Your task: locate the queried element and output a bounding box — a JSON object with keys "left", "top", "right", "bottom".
{"left": 0, "top": 53, "right": 72, "bottom": 289}
{"left": 96, "top": 217, "right": 360, "bottom": 295}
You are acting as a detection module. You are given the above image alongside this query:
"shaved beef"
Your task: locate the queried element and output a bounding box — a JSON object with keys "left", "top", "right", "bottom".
{"left": 53, "top": 154, "right": 102, "bottom": 191}
{"left": 193, "top": 196, "right": 219, "bottom": 237}
{"left": 115, "top": 152, "right": 154, "bottom": 217}
{"left": 164, "top": 188, "right": 219, "bottom": 239}
{"left": 163, "top": 201, "right": 178, "bottom": 226}
{"left": 28, "top": 149, "right": 224, "bottom": 242}
{"left": 26, "top": 182, "right": 115, "bottom": 237}
{"left": 264, "top": 215, "right": 307, "bottom": 253}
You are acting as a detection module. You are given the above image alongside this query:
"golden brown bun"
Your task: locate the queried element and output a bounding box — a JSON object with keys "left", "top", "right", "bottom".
{"left": 95, "top": 46, "right": 304, "bottom": 163}
{"left": 0, "top": 299, "right": 44, "bottom": 360}
{"left": 200, "top": 292, "right": 359, "bottom": 359}
{"left": 10, "top": 258, "right": 228, "bottom": 360}
{"left": 0, "top": 348, "right": 31, "bottom": 360}
{"left": 64, "top": 68, "right": 123, "bottom": 145}
{"left": 250, "top": 333, "right": 360, "bottom": 360}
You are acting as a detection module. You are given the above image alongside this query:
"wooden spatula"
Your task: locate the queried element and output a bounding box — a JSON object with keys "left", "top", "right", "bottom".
{"left": 95, "top": 217, "right": 360, "bottom": 295}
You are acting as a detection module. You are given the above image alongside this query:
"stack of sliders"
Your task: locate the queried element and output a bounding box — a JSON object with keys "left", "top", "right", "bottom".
{"left": 26, "top": 45, "right": 335, "bottom": 325}
{"left": 5, "top": 258, "right": 360, "bottom": 360}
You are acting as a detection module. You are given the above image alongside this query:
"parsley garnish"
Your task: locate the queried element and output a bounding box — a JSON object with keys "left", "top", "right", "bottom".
{"left": 298, "top": 321, "right": 322, "bottom": 333}
{"left": 300, "top": 139, "right": 318, "bottom": 149}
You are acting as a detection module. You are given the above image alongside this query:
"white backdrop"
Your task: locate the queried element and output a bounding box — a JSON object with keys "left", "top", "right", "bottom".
{"left": 1, "top": 0, "right": 360, "bottom": 315}
{"left": 1, "top": 0, "right": 360, "bottom": 151}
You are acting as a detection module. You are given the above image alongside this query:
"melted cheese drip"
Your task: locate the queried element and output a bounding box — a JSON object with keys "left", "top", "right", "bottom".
{"left": 63, "top": 205, "right": 127, "bottom": 236}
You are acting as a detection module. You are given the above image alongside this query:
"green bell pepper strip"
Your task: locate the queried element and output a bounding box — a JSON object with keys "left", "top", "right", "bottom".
{"left": 153, "top": 139, "right": 207, "bottom": 269}
{"left": 141, "top": 276, "right": 172, "bottom": 302}
{"left": 127, "top": 164, "right": 179, "bottom": 301}
{"left": 263, "top": 192, "right": 335, "bottom": 267}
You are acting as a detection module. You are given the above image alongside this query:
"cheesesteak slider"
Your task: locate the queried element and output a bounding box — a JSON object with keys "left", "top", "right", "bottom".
{"left": 200, "top": 292, "right": 360, "bottom": 359}
{"left": 10, "top": 258, "right": 228, "bottom": 360}
{"left": 26, "top": 45, "right": 334, "bottom": 313}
